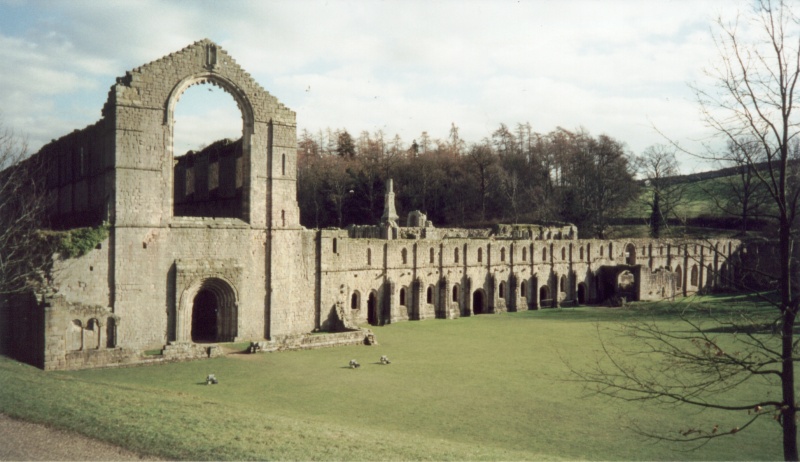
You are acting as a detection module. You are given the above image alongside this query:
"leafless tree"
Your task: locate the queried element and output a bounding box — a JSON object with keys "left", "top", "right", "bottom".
{"left": 575, "top": 2, "right": 800, "bottom": 459}
{"left": 0, "top": 119, "right": 49, "bottom": 295}
{"left": 707, "top": 139, "right": 772, "bottom": 235}
{"left": 637, "top": 144, "right": 685, "bottom": 238}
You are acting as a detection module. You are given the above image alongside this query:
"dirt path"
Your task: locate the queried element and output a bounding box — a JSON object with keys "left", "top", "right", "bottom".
{"left": 0, "top": 414, "right": 161, "bottom": 461}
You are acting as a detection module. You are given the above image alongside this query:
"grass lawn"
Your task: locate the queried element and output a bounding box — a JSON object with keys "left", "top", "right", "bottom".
{"left": 0, "top": 294, "right": 784, "bottom": 460}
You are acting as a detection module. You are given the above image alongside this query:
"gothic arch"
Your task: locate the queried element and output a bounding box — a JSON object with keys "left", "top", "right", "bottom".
{"left": 166, "top": 73, "right": 254, "bottom": 221}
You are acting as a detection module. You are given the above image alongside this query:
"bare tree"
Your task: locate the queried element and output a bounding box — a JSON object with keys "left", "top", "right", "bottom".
{"left": 0, "top": 120, "right": 49, "bottom": 295}
{"left": 576, "top": 2, "right": 800, "bottom": 459}
{"left": 707, "top": 139, "right": 771, "bottom": 235}
{"left": 637, "top": 145, "right": 684, "bottom": 238}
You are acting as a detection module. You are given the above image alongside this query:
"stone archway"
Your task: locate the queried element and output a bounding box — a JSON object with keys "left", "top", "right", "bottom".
{"left": 367, "top": 291, "right": 378, "bottom": 326}
{"left": 167, "top": 73, "right": 254, "bottom": 221}
{"left": 577, "top": 283, "right": 587, "bottom": 305}
{"left": 539, "top": 286, "right": 551, "bottom": 306}
{"left": 177, "top": 277, "right": 238, "bottom": 343}
{"left": 192, "top": 290, "right": 218, "bottom": 342}
{"left": 472, "top": 289, "right": 487, "bottom": 314}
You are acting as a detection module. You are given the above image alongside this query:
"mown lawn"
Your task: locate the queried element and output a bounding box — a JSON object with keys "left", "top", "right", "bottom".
{"left": 0, "top": 294, "right": 784, "bottom": 460}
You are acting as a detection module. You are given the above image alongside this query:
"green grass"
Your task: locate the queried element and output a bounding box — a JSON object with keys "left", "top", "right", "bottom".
{"left": 0, "top": 297, "right": 784, "bottom": 460}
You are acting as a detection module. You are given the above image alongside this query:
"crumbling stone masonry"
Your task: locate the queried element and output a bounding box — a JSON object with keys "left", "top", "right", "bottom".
{"left": 0, "top": 40, "right": 744, "bottom": 370}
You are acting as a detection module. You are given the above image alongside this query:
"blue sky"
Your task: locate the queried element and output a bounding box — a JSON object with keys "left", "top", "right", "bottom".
{"left": 0, "top": 0, "right": 745, "bottom": 171}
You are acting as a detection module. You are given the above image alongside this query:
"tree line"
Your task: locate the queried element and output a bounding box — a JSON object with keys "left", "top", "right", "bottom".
{"left": 297, "top": 123, "right": 639, "bottom": 238}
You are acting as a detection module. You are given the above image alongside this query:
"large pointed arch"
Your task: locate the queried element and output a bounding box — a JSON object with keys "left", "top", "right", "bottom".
{"left": 165, "top": 73, "right": 255, "bottom": 221}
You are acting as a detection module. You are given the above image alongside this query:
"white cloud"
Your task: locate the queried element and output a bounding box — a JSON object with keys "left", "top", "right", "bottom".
{"left": 0, "top": 0, "right": 746, "bottom": 171}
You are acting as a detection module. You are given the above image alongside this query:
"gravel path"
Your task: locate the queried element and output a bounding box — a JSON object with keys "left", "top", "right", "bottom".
{"left": 0, "top": 414, "right": 162, "bottom": 461}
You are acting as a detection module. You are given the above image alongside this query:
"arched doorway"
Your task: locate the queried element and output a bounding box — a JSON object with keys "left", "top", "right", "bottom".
{"left": 473, "top": 290, "right": 486, "bottom": 314}
{"left": 539, "top": 286, "right": 550, "bottom": 306}
{"left": 178, "top": 277, "right": 238, "bottom": 343}
{"left": 367, "top": 291, "right": 378, "bottom": 326}
{"left": 192, "top": 290, "right": 218, "bottom": 343}
{"left": 625, "top": 243, "right": 636, "bottom": 265}
{"left": 577, "top": 283, "right": 586, "bottom": 305}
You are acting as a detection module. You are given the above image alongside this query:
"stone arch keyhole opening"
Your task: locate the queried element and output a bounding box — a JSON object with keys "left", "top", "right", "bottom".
{"left": 172, "top": 80, "right": 247, "bottom": 219}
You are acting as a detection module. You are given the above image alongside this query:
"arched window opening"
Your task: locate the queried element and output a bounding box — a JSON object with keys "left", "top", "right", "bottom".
{"left": 501, "top": 248, "right": 506, "bottom": 262}
{"left": 281, "top": 153, "right": 286, "bottom": 176}
{"left": 521, "top": 281, "right": 527, "bottom": 298}
{"left": 351, "top": 291, "right": 360, "bottom": 309}
{"left": 333, "top": 238, "right": 337, "bottom": 253}
{"left": 675, "top": 265, "right": 683, "bottom": 289}
{"left": 86, "top": 318, "right": 101, "bottom": 350}
{"left": 426, "top": 286, "right": 433, "bottom": 304}
{"left": 600, "top": 245, "right": 604, "bottom": 257}
{"left": 561, "top": 247, "right": 566, "bottom": 260}
{"left": 542, "top": 247, "right": 548, "bottom": 261}
{"left": 579, "top": 246, "right": 584, "bottom": 260}
{"left": 608, "top": 243, "right": 613, "bottom": 258}
{"left": 69, "top": 320, "right": 83, "bottom": 351}
{"left": 400, "top": 287, "right": 407, "bottom": 306}
{"left": 560, "top": 275, "right": 566, "bottom": 293}
{"left": 367, "top": 248, "right": 372, "bottom": 265}
{"left": 522, "top": 247, "right": 527, "bottom": 261}
{"left": 430, "top": 248, "right": 435, "bottom": 264}
{"left": 281, "top": 210, "right": 285, "bottom": 227}
{"left": 402, "top": 248, "right": 408, "bottom": 264}
{"left": 454, "top": 248, "right": 459, "bottom": 263}
{"left": 499, "top": 282, "right": 506, "bottom": 299}
{"left": 173, "top": 82, "right": 244, "bottom": 219}
{"left": 452, "top": 285, "right": 459, "bottom": 302}
{"left": 625, "top": 243, "right": 636, "bottom": 265}
{"left": 478, "top": 248, "right": 483, "bottom": 263}
{"left": 691, "top": 265, "right": 699, "bottom": 286}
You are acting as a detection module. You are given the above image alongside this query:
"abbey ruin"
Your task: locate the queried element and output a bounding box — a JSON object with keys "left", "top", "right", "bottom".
{"left": 0, "top": 40, "right": 750, "bottom": 371}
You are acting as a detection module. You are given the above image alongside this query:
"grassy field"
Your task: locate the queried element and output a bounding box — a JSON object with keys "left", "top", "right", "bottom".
{"left": 0, "top": 295, "right": 784, "bottom": 460}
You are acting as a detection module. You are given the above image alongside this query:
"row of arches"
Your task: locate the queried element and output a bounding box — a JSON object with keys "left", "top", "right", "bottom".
{"left": 68, "top": 317, "right": 117, "bottom": 352}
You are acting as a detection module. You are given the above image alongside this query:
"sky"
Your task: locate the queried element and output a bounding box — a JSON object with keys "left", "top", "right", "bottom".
{"left": 0, "top": 0, "right": 751, "bottom": 172}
